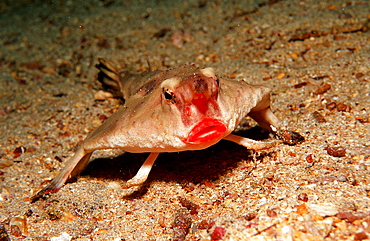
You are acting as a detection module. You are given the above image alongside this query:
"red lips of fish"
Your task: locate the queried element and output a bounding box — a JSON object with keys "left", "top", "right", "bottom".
{"left": 185, "top": 118, "right": 227, "bottom": 144}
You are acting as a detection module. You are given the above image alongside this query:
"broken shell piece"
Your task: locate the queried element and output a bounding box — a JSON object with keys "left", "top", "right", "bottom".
{"left": 9, "top": 216, "right": 28, "bottom": 237}
{"left": 94, "top": 90, "right": 114, "bottom": 100}
{"left": 50, "top": 232, "right": 72, "bottom": 241}
{"left": 307, "top": 203, "right": 339, "bottom": 217}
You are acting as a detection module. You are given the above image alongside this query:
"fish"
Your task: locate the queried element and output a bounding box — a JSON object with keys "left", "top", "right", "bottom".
{"left": 31, "top": 58, "right": 304, "bottom": 201}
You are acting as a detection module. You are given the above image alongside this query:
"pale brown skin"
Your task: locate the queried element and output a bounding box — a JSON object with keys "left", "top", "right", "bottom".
{"left": 31, "top": 58, "right": 303, "bottom": 201}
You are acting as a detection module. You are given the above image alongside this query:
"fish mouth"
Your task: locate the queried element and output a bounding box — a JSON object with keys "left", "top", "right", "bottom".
{"left": 185, "top": 118, "right": 227, "bottom": 145}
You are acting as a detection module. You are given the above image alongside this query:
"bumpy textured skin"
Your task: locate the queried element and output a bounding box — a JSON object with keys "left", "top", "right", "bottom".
{"left": 31, "top": 58, "right": 301, "bottom": 201}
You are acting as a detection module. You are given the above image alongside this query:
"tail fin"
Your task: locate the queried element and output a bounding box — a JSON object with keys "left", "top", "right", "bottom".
{"left": 96, "top": 58, "right": 123, "bottom": 98}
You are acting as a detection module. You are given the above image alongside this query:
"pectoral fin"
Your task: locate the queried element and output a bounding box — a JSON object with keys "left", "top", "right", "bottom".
{"left": 31, "top": 147, "right": 93, "bottom": 202}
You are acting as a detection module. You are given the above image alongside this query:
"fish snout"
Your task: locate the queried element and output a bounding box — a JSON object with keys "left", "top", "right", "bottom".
{"left": 184, "top": 118, "right": 226, "bottom": 144}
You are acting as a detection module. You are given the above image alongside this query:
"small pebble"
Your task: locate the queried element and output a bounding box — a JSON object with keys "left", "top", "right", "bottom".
{"left": 314, "top": 83, "right": 331, "bottom": 95}
{"left": 312, "top": 111, "right": 327, "bottom": 123}
{"left": 354, "top": 231, "right": 368, "bottom": 240}
{"left": 326, "top": 102, "right": 337, "bottom": 111}
{"left": 336, "top": 175, "right": 348, "bottom": 182}
{"left": 297, "top": 193, "right": 309, "bottom": 202}
{"left": 326, "top": 146, "right": 346, "bottom": 157}
{"left": 336, "top": 212, "right": 368, "bottom": 223}
{"left": 306, "top": 154, "right": 314, "bottom": 163}
{"left": 210, "top": 227, "right": 226, "bottom": 241}
{"left": 178, "top": 197, "right": 199, "bottom": 215}
{"left": 172, "top": 211, "right": 191, "bottom": 241}
{"left": 336, "top": 103, "right": 350, "bottom": 112}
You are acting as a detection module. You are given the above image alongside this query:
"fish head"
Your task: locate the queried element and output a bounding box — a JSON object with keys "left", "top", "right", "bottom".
{"left": 159, "top": 66, "right": 227, "bottom": 146}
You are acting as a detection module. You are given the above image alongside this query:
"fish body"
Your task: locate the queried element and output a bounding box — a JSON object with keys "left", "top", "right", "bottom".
{"left": 32, "top": 58, "right": 303, "bottom": 201}
{"left": 90, "top": 63, "right": 273, "bottom": 152}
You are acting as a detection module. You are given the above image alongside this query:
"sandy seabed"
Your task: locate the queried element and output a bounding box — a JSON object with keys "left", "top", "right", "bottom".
{"left": 1, "top": 0, "right": 370, "bottom": 240}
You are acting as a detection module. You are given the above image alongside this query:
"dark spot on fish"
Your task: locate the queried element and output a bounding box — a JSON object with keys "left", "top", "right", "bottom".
{"left": 184, "top": 74, "right": 209, "bottom": 93}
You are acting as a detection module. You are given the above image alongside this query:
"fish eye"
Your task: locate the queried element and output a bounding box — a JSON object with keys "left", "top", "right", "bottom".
{"left": 162, "top": 88, "right": 176, "bottom": 104}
